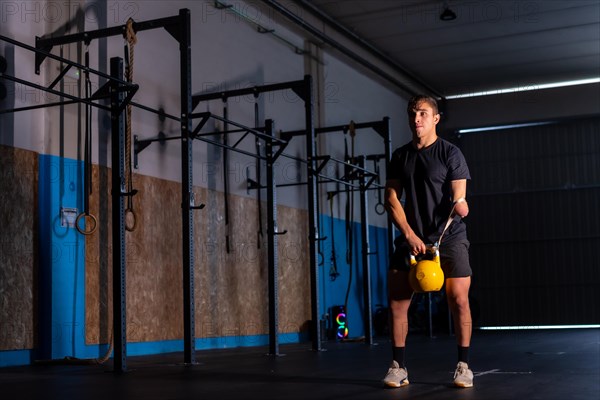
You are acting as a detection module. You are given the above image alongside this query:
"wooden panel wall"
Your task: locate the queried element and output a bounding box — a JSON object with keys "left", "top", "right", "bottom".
{"left": 85, "top": 165, "right": 311, "bottom": 345}
{"left": 0, "top": 145, "right": 37, "bottom": 351}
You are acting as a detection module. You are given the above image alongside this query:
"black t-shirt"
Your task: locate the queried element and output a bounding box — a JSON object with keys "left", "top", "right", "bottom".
{"left": 388, "top": 137, "right": 471, "bottom": 245}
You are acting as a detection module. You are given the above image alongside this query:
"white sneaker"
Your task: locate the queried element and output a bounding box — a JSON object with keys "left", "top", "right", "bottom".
{"left": 453, "top": 361, "right": 474, "bottom": 388}
{"left": 382, "top": 360, "right": 409, "bottom": 388}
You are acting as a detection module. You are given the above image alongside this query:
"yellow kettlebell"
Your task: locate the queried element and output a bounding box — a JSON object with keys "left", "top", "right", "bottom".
{"left": 409, "top": 245, "right": 444, "bottom": 293}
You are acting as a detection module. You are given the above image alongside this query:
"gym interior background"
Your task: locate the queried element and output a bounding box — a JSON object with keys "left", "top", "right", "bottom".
{"left": 0, "top": 0, "right": 598, "bottom": 382}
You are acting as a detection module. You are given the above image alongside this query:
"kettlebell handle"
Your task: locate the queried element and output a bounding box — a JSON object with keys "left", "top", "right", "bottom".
{"left": 409, "top": 245, "right": 440, "bottom": 266}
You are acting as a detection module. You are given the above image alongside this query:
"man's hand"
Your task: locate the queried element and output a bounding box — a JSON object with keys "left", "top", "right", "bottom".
{"left": 406, "top": 232, "right": 427, "bottom": 255}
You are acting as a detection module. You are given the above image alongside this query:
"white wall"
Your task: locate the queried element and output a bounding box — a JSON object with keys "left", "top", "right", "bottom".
{"left": 2, "top": 0, "right": 413, "bottom": 213}
{"left": 318, "top": 51, "right": 410, "bottom": 227}
{"left": 0, "top": 0, "right": 53, "bottom": 151}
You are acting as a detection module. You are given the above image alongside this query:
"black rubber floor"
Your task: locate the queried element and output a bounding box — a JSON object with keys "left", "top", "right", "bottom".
{"left": 1, "top": 329, "right": 598, "bottom": 400}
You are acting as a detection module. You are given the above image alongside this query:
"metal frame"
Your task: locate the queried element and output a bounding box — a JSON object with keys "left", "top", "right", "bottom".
{"left": 134, "top": 112, "right": 287, "bottom": 167}
{"left": 23, "top": 8, "right": 196, "bottom": 370}
{"left": 247, "top": 154, "right": 375, "bottom": 191}
{"left": 264, "top": 119, "right": 282, "bottom": 355}
{"left": 247, "top": 147, "right": 379, "bottom": 346}
{"left": 135, "top": 108, "right": 290, "bottom": 355}
{"left": 0, "top": 34, "right": 137, "bottom": 115}
{"left": 110, "top": 57, "right": 127, "bottom": 372}
{"left": 191, "top": 76, "right": 327, "bottom": 351}
{"left": 280, "top": 118, "right": 392, "bottom": 344}
{"left": 186, "top": 115, "right": 287, "bottom": 355}
{"left": 3, "top": 17, "right": 392, "bottom": 363}
{"left": 0, "top": 33, "right": 139, "bottom": 371}
{"left": 357, "top": 155, "right": 374, "bottom": 344}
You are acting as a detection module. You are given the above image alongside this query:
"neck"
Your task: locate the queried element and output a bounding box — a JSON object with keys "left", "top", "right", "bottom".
{"left": 413, "top": 133, "right": 438, "bottom": 150}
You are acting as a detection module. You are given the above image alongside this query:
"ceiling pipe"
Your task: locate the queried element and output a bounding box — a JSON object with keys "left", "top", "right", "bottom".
{"left": 263, "top": 0, "right": 443, "bottom": 98}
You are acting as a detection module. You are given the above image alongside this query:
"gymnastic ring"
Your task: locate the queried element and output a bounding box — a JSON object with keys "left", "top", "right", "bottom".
{"left": 125, "top": 208, "right": 137, "bottom": 232}
{"left": 75, "top": 212, "right": 98, "bottom": 235}
{"left": 375, "top": 203, "right": 386, "bottom": 215}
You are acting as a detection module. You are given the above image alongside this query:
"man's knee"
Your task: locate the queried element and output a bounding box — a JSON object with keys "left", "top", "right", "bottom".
{"left": 447, "top": 292, "right": 470, "bottom": 313}
{"left": 389, "top": 298, "right": 411, "bottom": 316}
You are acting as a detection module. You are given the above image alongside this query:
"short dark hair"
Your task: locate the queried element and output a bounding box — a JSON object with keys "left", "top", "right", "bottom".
{"left": 407, "top": 95, "right": 439, "bottom": 115}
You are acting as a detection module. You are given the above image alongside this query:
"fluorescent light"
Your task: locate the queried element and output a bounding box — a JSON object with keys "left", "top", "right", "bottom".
{"left": 478, "top": 325, "right": 600, "bottom": 330}
{"left": 457, "top": 121, "right": 554, "bottom": 134}
{"left": 446, "top": 77, "right": 600, "bottom": 99}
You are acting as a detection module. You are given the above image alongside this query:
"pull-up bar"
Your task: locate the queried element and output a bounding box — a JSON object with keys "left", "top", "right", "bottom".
{"left": 0, "top": 34, "right": 138, "bottom": 115}
{"left": 134, "top": 112, "right": 289, "bottom": 168}
{"left": 246, "top": 153, "right": 377, "bottom": 191}
{"left": 280, "top": 118, "right": 390, "bottom": 140}
{"left": 192, "top": 78, "right": 308, "bottom": 110}
{"left": 35, "top": 14, "right": 185, "bottom": 74}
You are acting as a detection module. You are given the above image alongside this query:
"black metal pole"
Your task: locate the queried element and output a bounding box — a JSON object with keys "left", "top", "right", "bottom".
{"left": 303, "top": 75, "right": 322, "bottom": 351}
{"left": 110, "top": 57, "right": 127, "bottom": 373}
{"left": 358, "top": 156, "right": 374, "bottom": 345}
{"left": 179, "top": 8, "right": 196, "bottom": 365}
{"left": 265, "top": 119, "right": 280, "bottom": 356}
{"left": 383, "top": 117, "right": 394, "bottom": 261}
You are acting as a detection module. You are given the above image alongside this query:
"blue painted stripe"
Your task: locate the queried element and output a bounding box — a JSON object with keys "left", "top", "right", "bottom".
{"left": 38, "top": 154, "right": 86, "bottom": 360}
{"left": 0, "top": 350, "right": 35, "bottom": 367}
{"left": 126, "top": 333, "right": 307, "bottom": 356}
{"left": 0, "top": 333, "right": 308, "bottom": 367}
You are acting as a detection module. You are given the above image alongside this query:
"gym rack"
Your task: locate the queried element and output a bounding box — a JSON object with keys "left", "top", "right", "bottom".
{"left": 0, "top": 31, "right": 139, "bottom": 373}
{"left": 280, "top": 118, "right": 393, "bottom": 344}
{"left": 135, "top": 110, "right": 291, "bottom": 355}
{"left": 191, "top": 77, "right": 330, "bottom": 351}
{"left": 28, "top": 8, "right": 195, "bottom": 372}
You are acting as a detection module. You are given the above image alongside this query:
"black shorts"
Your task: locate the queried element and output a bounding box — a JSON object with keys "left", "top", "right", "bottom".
{"left": 390, "top": 240, "right": 472, "bottom": 278}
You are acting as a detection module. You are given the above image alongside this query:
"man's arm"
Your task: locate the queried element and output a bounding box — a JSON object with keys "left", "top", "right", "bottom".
{"left": 385, "top": 179, "right": 426, "bottom": 255}
{"left": 451, "top": 179, "right": 469, "bottom": 218}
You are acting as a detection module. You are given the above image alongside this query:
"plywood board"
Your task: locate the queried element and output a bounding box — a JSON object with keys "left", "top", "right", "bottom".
{"left": 85, "top": 167, "right": 310, "bottom": 345}
{"left": 0, "top": 145, "right": 37, "bottom": 350}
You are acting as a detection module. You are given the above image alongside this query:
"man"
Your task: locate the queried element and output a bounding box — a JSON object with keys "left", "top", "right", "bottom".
{"left": 383, "top": 95, "right": 473, "bottom": 388}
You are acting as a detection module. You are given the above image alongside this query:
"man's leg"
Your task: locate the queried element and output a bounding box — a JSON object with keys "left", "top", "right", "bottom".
{"left": 389, "top": 269, "right": 413, "bottom": 346}
{"left": 446, "top": 276, "right": 472, "bottom": 347}
{"left": 446, "top": 276, "right": 474, "bottom": 387}
{"left": 383, "top": 269, "right": 413, "bottom": 388}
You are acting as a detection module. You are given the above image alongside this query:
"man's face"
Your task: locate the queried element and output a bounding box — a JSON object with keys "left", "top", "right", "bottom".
{"left": 408, "top": 101, "right": 440, "bottom": 139}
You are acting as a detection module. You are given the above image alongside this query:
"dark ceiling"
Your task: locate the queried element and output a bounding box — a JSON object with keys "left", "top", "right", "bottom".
{"left": 302, "top": 0, "right": 600, "bottom": 98}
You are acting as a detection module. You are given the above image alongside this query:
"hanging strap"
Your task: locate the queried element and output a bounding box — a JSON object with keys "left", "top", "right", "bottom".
{"left": 328, "top": 192, "right": 339, "bottom": 281}
{"left": 76, "top": 45, "right": 97, "bottom": 235}
{"left": 254, "top": 93, "right": 263, "bottom": 249}
{"left": 344, "top": 137, "right": 353, "bottom": 266}
{"left": 344, "top": 121, "right": 356, "bottom": 266}
{"left": 343, "top": 121, "right": 357, "bottom": 326}
{"left": 124, "top": 18, "right": 138, "bottom": 232}
{"left": 223, "top": 98, "right": 231, "bottom": 253}
{"left": 436, "top": 197, "right": 466, "bottom": 247}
